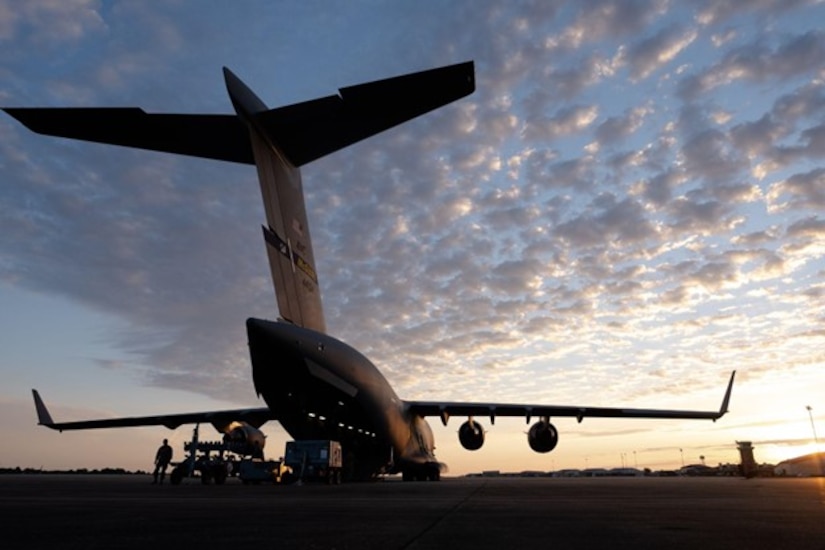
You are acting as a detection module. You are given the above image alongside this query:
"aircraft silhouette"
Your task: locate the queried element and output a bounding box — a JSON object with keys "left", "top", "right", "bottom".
{"left": 7, "top": 61, "right": 734, "bottom": 480}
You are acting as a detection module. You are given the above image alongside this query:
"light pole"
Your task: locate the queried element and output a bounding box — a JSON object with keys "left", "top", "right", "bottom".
{"left": 679, "top": 448, "right": 684, "bottom": 468}
{"left": 807, "top": 405, "right": 823, "bottom": 476}
{"left": 807, "top": 406, "right": 820, "bottom": 450}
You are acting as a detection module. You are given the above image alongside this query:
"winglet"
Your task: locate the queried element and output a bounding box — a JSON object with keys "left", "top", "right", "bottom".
{"left": 715, "top": 371, "right": 736, "bottom": 421}
{"left": 31, "top": 389, "right": 57, "bottom": 428}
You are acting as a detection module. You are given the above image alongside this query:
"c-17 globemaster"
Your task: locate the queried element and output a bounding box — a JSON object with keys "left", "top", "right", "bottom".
{"left": 8, "top": 61, "right": 735, "bottom": 481}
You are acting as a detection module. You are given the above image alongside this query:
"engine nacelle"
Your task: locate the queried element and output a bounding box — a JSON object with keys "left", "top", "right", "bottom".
{"left": 223, "top": 421, "right": 266, "bottom": 457}
{"left": 458, "top": 420, "right": 485, "bottom": 451}
{"left": 527, "top": 421, "right": 559, "bottom": 453}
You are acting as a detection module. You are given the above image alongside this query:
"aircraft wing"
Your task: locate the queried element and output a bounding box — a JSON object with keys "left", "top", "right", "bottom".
{"left": 3, "top": 60, "right": 475, "bottom": 167}
{"left": 406, "top": 371, "right": 736, "bottom": 425}
{"left": 32, "top": 390, "right": 275, "bottom": 432}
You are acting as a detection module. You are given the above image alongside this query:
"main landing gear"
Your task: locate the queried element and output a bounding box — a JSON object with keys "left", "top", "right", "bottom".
{"left": 402, "top": 462, "right": 441, "bottom": 482}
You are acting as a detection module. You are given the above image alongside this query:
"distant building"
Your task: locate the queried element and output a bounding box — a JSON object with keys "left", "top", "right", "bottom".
{"left": 679, "top": 464, "right": 716, "bottom": 476}
{"left": 774, "top": 453, "right": 825, "bottom": 477}
{"left": 580, "top": 468, "right": 609, "bottom": 477}
{"left": 608, "top": 467, "right": 643, "bottom": 477}
{"left": 552, "top": 469, "right": 582, "bottom": 478}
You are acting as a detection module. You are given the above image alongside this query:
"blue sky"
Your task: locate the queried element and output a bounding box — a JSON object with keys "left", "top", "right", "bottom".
{"left": 1, "top": 0, "right": 824, "bottom": 474}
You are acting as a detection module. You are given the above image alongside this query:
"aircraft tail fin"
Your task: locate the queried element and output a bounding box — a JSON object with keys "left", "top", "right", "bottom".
{"left": 31, "top": 389, "right": 56, "bottom": 428}
{"left": 6, "top": 62, "right": 476, "bottom": 333}
{"left": 222, "top": 62, "right": 475, "bottom": 331}
{"left": 250, "top": 129, "right": 327, "bottom": 331}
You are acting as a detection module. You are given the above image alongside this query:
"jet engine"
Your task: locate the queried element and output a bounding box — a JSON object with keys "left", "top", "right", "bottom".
{"left": 222, "top": 421, "right": 266, "bottom": 457}
{"left": 527, "top": 420, "right": 559, "bottom": 453}
{"left": 458, "top": 419, "right": 485, "bottom": 450}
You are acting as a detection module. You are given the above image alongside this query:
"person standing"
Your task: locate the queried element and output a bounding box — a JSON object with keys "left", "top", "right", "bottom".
{"left": 152, "top": 439, "right": 173, "bottom": 484}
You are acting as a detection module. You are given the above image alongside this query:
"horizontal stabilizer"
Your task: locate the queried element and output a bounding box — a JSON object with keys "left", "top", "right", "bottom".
{"left": 4, "top": 110, "right": 254, "bottom": 164}
{"left": 259, "top": 61, "right": 475, "bottom": 165}
{"left": 3, "top": 61, "right": 475, "bottom": 167}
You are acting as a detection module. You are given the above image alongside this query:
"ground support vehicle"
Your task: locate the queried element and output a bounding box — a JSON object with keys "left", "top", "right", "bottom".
{"left": 238, "top": 458, "right": 290, "bottom": 484}
{"left": 169, "top": 438, "right": 235, "bottom": 485}
{"left": 282, "top": 440, "right": 343, "bottom": 484}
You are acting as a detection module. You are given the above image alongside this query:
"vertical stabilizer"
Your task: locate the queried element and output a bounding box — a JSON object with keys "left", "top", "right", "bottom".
{"left": 224, "top": 68, "right": 326, "bottom": 332}
{"left": 251, "top": 133, "right": 325, "bottom": 331}
{"left": 220, "top": 63, "right": 474, "bottom": 333}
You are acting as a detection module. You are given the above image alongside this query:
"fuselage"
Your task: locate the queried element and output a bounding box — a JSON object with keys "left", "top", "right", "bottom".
{"left": 246, "top": 317, "right": 436, "bottom": 479}
{"left": 228, "top": 70, "right": 442, "bottom": 479}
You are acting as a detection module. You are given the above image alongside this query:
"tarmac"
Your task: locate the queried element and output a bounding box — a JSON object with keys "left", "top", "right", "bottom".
{"left": 1, "top": 474, "right": 823, "bottom": 549}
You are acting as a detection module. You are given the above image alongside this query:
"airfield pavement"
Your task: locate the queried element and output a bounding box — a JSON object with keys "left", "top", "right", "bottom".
{"left": 0, "top": 475, "right": 823, "bottom": 549}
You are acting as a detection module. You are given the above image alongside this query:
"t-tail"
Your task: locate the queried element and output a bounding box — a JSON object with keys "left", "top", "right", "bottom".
{"left": 221, "top": 63, "right": 475, "bottom": 332}
{"left": 223, "top": 67, "right": 326, "bottom": 331}
{"left": 4, "top": 62, "right": 475, "bottom": 333}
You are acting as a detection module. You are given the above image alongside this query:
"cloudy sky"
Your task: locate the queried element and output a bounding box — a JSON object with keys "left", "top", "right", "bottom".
{"left": 1, "top": 0, "right": 823, "bottom": 475}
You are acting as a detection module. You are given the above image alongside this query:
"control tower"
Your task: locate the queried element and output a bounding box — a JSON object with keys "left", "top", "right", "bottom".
{"left": 737, "top": 441, "right": 757, "bottom": 478}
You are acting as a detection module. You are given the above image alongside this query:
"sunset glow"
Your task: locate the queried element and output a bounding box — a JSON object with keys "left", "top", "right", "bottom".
{"left": 1, "top": 1, "right": 824, "bottom": 475}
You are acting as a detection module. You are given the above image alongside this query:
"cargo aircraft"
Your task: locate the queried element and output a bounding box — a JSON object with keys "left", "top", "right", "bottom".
{"left": 7, "top": 62, "right": 735, "bottom": 480}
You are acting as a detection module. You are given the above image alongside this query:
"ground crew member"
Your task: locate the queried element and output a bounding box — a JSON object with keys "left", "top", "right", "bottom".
{"left": 152, "top": 439, "right": 173, "bottom": 484}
